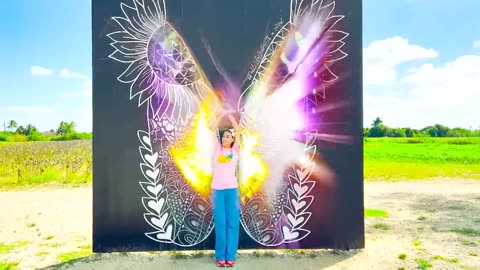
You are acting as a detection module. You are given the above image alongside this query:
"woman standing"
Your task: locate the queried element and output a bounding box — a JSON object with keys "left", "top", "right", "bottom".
{"left": 211, "top": 112, "right": 241, "bottom": 267}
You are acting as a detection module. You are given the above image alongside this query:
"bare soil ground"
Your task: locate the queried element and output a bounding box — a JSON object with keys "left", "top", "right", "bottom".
{"left": 0, "top": 179, "right": 479, "bottom": 270}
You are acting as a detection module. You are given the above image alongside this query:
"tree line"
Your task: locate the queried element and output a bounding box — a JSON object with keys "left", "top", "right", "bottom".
{"left": 2, "top": 117, "right": 479, "bottom": 141}
{"left": 365, "top": 117, "right": 480, "bottom": 138}
{"left": 1, "top": 120, "right": 91, "bottom": 142}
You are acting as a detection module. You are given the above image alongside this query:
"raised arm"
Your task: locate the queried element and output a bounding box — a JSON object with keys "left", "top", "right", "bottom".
{"left": 227, "top": 114, "right": 240, "bottom": 138}
{"left": 227, "top": 113, "right": 241, "bottom": 149}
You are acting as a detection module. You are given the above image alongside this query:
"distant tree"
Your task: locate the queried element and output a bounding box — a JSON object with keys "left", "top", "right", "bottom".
{"left": 363, "top": 128, "right": 369, "bottom": 137}
{"left": 56, "top": 121, "right": 76, "bottom": 135}
{"left": 372, "top": 117, "right": 383, "bottom": 127}
{"left": 422, "top": 124, "right": 450, "bottom": 137}
{"left": 422, "top": 126, "right": 436, "bottom": 137}
{"left": 368, "top": 117, "right": 388, "bottom": 137}
{"left": 435, "top": 124, "right": 449, "bottom": 137}
{"left": 7, "top": 120, "right": 18, "bottom": 131}
{"left": 364, "top": 118, "right": 480, "bottom": 138}
{"left": 25, "top": 124, "right": 39, "bottom": 136}
{"left": 405, "top": 128, "right": 415, "bottom": 137}
{"left": 387, "top": 128, "right": 406, "bottom": 137}
{"left": 15, "top": 126, "right": 27, "bottom": 135}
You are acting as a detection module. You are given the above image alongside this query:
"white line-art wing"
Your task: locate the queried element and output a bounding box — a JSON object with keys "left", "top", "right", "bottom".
{"left": 107, "top": 0, "right": 348, "bottom": 247}
{"left": 108, "top": 0, "right": 220, "bottom": 247}
{"left": 237, "top": 0, "right": 348, "bottom": 246}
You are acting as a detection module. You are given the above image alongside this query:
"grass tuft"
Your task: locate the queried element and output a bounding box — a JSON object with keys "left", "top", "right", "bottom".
{"left": 432, "top": 255, "right": 459, "bottom": 263}
{"left": 57, "top": 250, "right": 92, "bottom": 263}
{"left": 77, "top": 244, "right": 91, "bottom": 250}
{"left": 416, "top": 258, "right": 432, "bottom": 269}
{"left": 413, "top": 239, "right": 422, "bottom": 246}
{"left": 191, "top": 251, "right": 206, "bottom": 258}
{"left": 365, "top": 209, "right": 389, "bottom": 218}
{"left": 43, "top": 235, "right": 54, "bottom": 240}
{"left": 35, "top": 251, "right": 50, "bottom": 257}
{"left": 451, "top": 227, "right": 479, "bottom": 236}
{"left": 0, "top": 261, "right": 19, "bottom": 270}
{"left": 0, "top": 241, "right": 28, "bottom": 254}
{"left": 167, "top": 251, "right": 188, "bottom": 260}
{"left": 373, "top": 223, "right": 390, "bottom": 230}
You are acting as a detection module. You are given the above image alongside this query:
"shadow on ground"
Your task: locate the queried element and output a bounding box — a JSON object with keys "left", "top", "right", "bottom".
{"left": 38, "top": 250, "right": 360, "bottom": 270}
{"left": 409, "top": 194, "right": 480, "bottom": 235}
{"left": 371, "top": 191, "right": 480, "bottom": 237}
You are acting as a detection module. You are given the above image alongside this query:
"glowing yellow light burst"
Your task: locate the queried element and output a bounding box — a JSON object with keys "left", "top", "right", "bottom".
{"left": 168, "top": 100, "right": 216, "bottom": 197}
{"left": 238, "top": 130, "right": 268, "bottom": 199}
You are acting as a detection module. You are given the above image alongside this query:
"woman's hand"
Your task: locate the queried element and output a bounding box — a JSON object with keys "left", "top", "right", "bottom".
{"left": 218, "top": 107, "right": 236, "bottom": 117}
{"left": 227, "top": 114, "right": 241, "bottom": 144}
{"left": 208, "top": 107, "right": 236, "bottom": 131}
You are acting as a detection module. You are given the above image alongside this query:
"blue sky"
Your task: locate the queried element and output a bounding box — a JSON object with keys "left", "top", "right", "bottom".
{"left": 1, "top": 0, "right": 479, "bottom": 132}
{"left": 0, "top": 0, "right": 91, "bottom": 132}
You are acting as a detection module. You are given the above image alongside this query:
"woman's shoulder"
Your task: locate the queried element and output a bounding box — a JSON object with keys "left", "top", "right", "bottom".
{"left": 232, "top": 142, "right": 240, "bottom": 152}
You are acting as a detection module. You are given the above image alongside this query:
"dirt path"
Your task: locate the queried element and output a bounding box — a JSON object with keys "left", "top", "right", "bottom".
{"left": 0, "top": 179, "right": 479, "bottom": 270}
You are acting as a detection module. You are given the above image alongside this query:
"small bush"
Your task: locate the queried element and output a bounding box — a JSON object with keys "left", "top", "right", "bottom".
{"left": 51, "top": 132, "right": 91, "bottom": 141}
{"left": 448, "top": 139, "right": 473, "bottom": 145}
{"left": 28, "top": 133, "right": 46, "bottom": 141}
{"left": 406, "top": 138, "right": 425, "bottom": 144}
{"left": 373, "top": 223, "right": 390, "bottom": 230}
{"left": 7, "top": 134, "right": 28, "bottom": 142}
{"left": 416, "top": 258, "right": 432, "bottom": 269}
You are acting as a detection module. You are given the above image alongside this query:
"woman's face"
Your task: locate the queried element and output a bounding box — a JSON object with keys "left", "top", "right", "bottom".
{"left": 222, "top": 131, "right": 235, "bottom": 148}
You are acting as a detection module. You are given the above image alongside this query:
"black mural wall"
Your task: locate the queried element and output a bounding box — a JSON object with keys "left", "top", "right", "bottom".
{"left": 92, "top": 0, "right": 363, "bottom": 252}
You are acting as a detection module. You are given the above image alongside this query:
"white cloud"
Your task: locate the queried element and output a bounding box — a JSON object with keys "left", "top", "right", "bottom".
{"left": 7, "top": 106, "right": 55, "bottom": 114}
{"left": 59, "top": 73, "right": 92, "bottom": 98}
{"left": 31, "top": 66, "right": 53, "bottom": 76}
{"left": 364, "top": 37, "right": 480, "bottom": 129}
{"left": 474, "top": 40, "right": 480, "bottom": 49}
{"left": 363, "top": 36, "right": 438, "bottom": 85}
{"left": 59, "top": 68, "right": 89, "bottom": 80}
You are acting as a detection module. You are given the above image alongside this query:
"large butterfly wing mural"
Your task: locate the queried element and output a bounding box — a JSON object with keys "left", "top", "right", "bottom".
{"left": 107, "top": 0, "right": 350, "bottom": 247}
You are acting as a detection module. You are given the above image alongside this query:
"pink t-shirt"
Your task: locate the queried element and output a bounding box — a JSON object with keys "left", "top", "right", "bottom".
{"left": 211, "top": 138, "right": 240, "bottom": 190}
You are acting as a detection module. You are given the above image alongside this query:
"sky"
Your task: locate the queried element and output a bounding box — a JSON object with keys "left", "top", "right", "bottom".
{"left": 0, "top": 0, "right": 479, "bottom": 132}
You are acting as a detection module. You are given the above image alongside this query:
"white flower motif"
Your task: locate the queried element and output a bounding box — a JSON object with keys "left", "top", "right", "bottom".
{"left": 107, "top": 0, "right": 210, "bottom": 122}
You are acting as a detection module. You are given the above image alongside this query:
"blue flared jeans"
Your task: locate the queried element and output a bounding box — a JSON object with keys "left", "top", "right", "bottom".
{"left": 211, "top": 188, "right": 240, "bottom": 261}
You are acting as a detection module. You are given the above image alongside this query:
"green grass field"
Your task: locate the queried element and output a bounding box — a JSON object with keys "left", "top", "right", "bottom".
{"left": 364, "top": 137, "right": 480, "bottom": 180}
{"left": 0, "top": 137, "right": 479, "bottom": 189}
